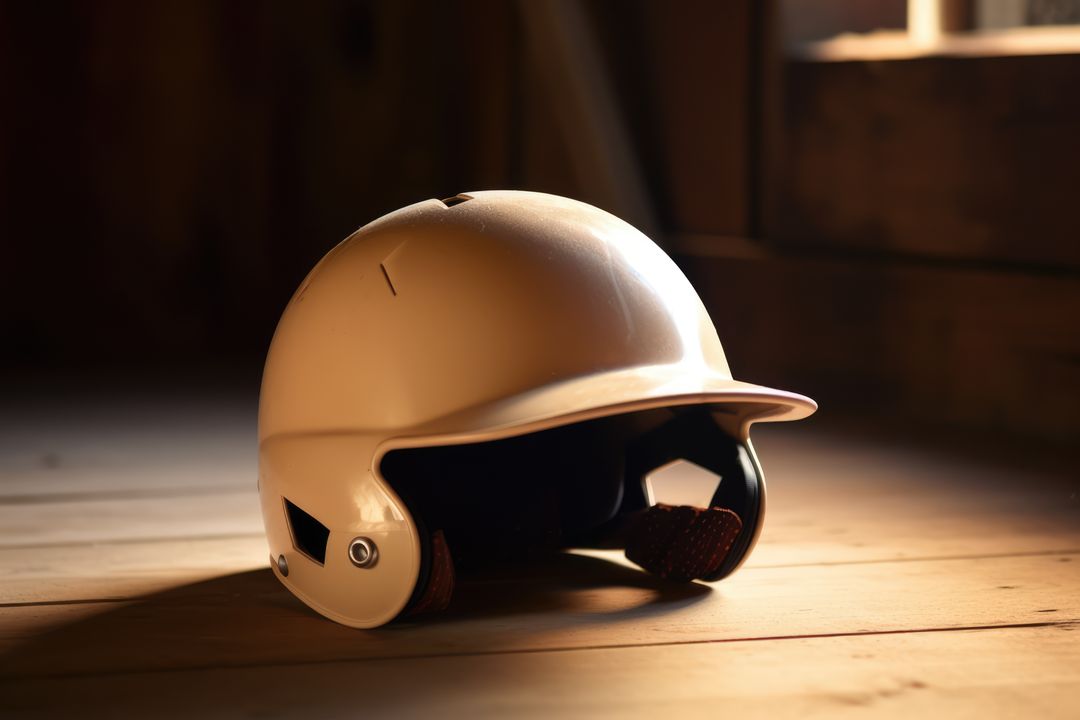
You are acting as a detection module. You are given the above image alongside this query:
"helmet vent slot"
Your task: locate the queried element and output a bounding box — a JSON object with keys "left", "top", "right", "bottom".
{"left": 644, "top": 459, "right": 721, "bottom": 509}
{"left": 283, "top": 498, "right": 330, "bottom": 565}
{"left": 439, "top": 194, "right": 473, "bottom": 208}
{"left": 379, "top": 262, "right": 398, "bottom": 296}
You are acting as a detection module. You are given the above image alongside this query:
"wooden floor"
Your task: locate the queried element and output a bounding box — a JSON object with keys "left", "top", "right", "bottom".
{"left": 0, "top": 388, "right": 1078, "bottom": 718}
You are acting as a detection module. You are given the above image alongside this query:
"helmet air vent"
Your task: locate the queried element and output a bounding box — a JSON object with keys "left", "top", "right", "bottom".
{"left": 379, "top": 262, "right": 398, "bottom": 296}
{"left": 283, "top": 498, "right": 330, "bottom": 565}
{"left": 439, "top": 194, "right": 473, "bottom": 208}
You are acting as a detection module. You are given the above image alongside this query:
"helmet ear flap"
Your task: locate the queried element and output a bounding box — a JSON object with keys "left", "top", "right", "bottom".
{"left": 621, "top": 408, "right": 764, "bottom": 582}
{"left": 383, "top": 471, "right": 456, "bottom": 618}
{"left": 400, "top": 528, "right": 455, "bottom": 617}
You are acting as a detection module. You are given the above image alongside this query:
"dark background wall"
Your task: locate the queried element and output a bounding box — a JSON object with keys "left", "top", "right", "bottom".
{"left": 2, "top": 0, "right": 1078, "bottom": 442}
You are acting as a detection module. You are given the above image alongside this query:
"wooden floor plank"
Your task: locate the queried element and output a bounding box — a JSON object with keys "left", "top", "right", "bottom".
{"left": 0, "top": 536, "right": 268, "bottom": 605}
{"left": 1, "top": 422, "right": 1075, "bottom": 559}
{"left": 0, "top": 396, "right": 255, "bottom": 498}
{"left": 0, "top": 492, "right": 263, "bottom": 548}
{"left": 2, "top": 482, "right": 1072, "bottom": 566}
{"left": 1, "top": 623, "right": 1076, "bottom": 719}
{"left": 1, "top": 551, "right": 1075, "bottom": 678}
{"left": 2, "top": 398, "right": 1078, "bottom": 717}
{"left": 750, "top": 426, "right": 1080, "bottom": 564}
{"left": 3, "top": 535, "right": 1078, "bottom": 608}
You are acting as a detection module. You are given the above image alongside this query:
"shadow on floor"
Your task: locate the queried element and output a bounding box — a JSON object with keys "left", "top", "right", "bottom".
{"left": 0, "top": 551, "right": 711, "bottom": 715}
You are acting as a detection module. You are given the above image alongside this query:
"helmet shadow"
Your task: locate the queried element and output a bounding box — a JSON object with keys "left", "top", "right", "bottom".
{"left": 0, "top": 551, "right": 712, "bottom": 715}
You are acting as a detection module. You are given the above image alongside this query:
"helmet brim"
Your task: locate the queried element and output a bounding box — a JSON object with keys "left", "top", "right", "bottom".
{"left": 379, "top": 364, "right": 816, "bottom": 453}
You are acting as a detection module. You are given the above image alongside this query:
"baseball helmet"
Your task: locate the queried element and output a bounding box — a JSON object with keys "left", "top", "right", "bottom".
{"left": 259, "top": 190, "right": 816, "bottom": 628}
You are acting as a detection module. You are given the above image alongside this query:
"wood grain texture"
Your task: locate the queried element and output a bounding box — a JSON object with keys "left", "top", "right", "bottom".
{"left": 0, "top": 492, "right": 262, "bottom": 549}
{"left": 773, "top": 54, "right": 1080, "bottom": 270}
{"left": 0, "top": 409, "right": 254, "bottom": 498}
{"left": 639, "top": 0, "right": 753, "bottom": 236}
{"left": 1, "top": 624, "right": 1077, "bottom": 719}
{"left": 0, "top": 397, "right": 1077, "bottom": 717}
{"left": 1, "top": 551, "right": 1076, "bottom": 680}
{"left": 684, "top": 252, "right": 1080, "bottom": 442}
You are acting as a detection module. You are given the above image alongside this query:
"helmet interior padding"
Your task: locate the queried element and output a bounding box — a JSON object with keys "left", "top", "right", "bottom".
{"left": 380, "top": 405, "right": 761, "bottom": 615}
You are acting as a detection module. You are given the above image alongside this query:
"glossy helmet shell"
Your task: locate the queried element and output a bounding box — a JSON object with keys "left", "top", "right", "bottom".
{"left": 258, "top": 190, "right": 816, "bottom": 627}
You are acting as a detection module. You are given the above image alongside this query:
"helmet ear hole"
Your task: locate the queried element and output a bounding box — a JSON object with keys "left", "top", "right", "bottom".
{"left": 620, "top": 408, "right": 765, "bottom": 580}
{"left": 644, "top": 459, "right": 722, "bottom": 509}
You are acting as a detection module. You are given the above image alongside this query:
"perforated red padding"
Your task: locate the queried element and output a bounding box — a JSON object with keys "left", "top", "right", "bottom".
{"left": 625, "top": 504, "right": 743, "bottom": 582}
{"left": 405, "top": 529, "right": 456, "bottom": 616}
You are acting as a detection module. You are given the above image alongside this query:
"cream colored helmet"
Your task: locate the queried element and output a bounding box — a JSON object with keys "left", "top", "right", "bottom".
{"left": 259, "top": 190, "right": 816, "bottom": 628}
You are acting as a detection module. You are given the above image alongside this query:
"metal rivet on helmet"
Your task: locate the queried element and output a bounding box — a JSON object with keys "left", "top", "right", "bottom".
{"left": 348, "top": 537, "right": 378, "bottom": 568}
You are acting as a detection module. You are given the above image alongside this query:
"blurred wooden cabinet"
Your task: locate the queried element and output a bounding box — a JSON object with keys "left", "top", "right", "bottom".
{"left": 2, "top": 0, "right": 1077, "bottom": 439}
{"left": 681, "top": 2, "right": 1080, "bottom": 441}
